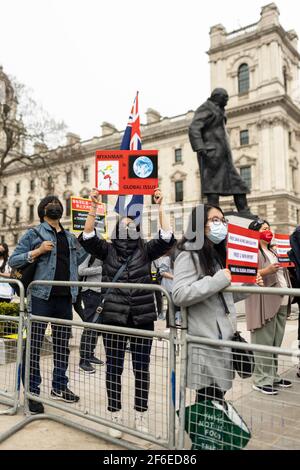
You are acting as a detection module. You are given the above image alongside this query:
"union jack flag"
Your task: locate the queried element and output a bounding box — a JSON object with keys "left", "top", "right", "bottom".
{"left": 114, "top": 92, "right": 144, "bottom": 222}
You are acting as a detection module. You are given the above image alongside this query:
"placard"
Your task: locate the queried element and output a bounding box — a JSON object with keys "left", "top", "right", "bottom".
{"left": 273, "top": 234, "right": 294, "bottom": 268}
{"left": 226, "top": 224, "right": 260, "bottom": 283}
{"left": 71, "top": 196, "right": 107, "bottom": 236}
{"left": 95, "top": 150, "right": 158, "bottom": 195}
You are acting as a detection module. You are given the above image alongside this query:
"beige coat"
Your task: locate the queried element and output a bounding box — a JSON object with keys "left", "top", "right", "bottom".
{"left": 245, "top": 250, "right": 291, "bottom": 331}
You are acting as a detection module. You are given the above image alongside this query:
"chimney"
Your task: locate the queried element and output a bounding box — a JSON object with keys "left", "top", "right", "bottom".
{"left": 258, "top": 3, "right": 280, "bottom": 29}
{"left": 101, "top": 122, "right": 118, "bottom": 136}
{"left": 146, "top": 108, "right": 161, "bottom": 124}
{"left": 209, "top": 24, "right": 226, "bottom": 48}
{"left": 66, "top": 132, "right": 81, "bottom": 145}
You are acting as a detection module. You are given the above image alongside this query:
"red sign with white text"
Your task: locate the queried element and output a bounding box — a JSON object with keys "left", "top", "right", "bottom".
{"left": 95, "top": 150, "right": 158, "bottom": 195}
{"left": 273, "top": 234, "right": 295, "bottom": 268}
{"left": 226, "top": 224, "right": 260, "bottom": 283}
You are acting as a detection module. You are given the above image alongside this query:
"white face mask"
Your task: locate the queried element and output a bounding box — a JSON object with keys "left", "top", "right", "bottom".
{"left": 207, "top": 222, "right": 228, "bottom": 244}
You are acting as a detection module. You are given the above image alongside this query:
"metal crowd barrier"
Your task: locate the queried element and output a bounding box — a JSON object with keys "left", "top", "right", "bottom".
{"left": 0, "top": 280, "right": 176, "bottom": 450}
{"left": 177, "top": 285, "right": 300, "bottom": 450}
{"left": 0, "top": 280, "right": 25, "bottom": 416}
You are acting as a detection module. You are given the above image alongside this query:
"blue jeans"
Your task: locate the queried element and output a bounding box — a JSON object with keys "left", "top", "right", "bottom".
{"left": 23, "top": 296, "right": 73, "bottom": 395}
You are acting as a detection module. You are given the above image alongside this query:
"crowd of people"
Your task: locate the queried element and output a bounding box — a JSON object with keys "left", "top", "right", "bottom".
{"left": 1, "top": 190, "right": 300, "bottom": 439}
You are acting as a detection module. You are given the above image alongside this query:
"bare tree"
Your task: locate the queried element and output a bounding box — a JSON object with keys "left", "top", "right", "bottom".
{"left": 0, "top": 68, "right": 68, "bottom": 180}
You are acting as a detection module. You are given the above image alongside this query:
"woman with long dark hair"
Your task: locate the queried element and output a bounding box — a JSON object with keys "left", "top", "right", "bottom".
{"left": 0, "top": 243, "right": 14, "bottom": 303}
{"left": 245, "top": 219, "right": 292, "bottom": 395}
{"left": 173, "top": 204, "right": 262, "bottom": 402}
{"left": 79, "top": 188, "right": 175, "bottom": 438}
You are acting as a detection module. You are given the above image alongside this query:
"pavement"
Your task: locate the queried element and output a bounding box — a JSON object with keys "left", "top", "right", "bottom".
{"left": 0, "top": 314, "right": 299, "bottom": 450}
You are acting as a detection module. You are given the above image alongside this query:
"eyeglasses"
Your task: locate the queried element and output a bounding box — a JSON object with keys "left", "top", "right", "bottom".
{"left": 251, "top": 219, "right": 267, "bottom": 229}
{"left": 207, "top": 217, "right": 228, "bottom": 226}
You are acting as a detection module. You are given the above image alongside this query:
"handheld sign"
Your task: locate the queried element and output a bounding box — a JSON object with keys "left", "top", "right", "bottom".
{"left": 95, "top": 150, "right": 158, "bottom": 195}
{"left": 273, "top": 234, "right": 294, "bottom": 268}
{"left": 226, "top": 224, "right": 260, "bottom": 283}
{"left": 71, "top": 197, "right": 107, "bottom": 237}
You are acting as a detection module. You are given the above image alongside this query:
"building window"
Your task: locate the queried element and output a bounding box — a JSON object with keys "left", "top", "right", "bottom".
{"left": 283, "top": 66, "right": 288, "bottom": 93}
{"left": 238, "top": 63, "right": 250, "bottom": 94}
{"left": 66, "top": 198, "right": 71, "bottom": 217}
{"left": 175, "top": 217, "right": 183, "bottom": 234}
{"left": 297, "top": 209, "right": 300, "bottom": 225}
{"left": 175, "top": 148, "right": 182, "bottom": 163}
{"left": 1, "top": 236, "right": 5, "bottom": 244}
{"left": 292, "top": 168, "right": 297, "bottom": 192}
{"left": 175, "top": 181, "right": 183, "bottom": 202}
{"left": 47, "top": 176, "right": 53, "bottom": 190}
{"left": 29, "top": 204, "right": 34, "bottom": 222}
{"left": 66, "top": 171, "right": 72, "bottom": 185}
{"left": 288, "top": 131, "right": 292, "bottom": 148}
{"left": 14, "top": 234, "right": 18, "bottom": 245}
{"left": 101, "top": 194, "right": 108, "bottom": 205}
{"left": 240, "top": 130, "right": 249, "bottom": 146}
{"left": 3, "top": 186, "right": 7, "bottom": 197}
{"left": 16, "top": 182, "right": 20, "bottom": 195}
{"left": 15, "top": 207, "right": 20, "bottom": 224}
{"left": 82, "top": 167, "right": 89, "bottom": 182}
{"left": 240, "top": 166, "right": 252, "bottom": 189}
{"left": 30, "top": 179, "right": 35, "bottom": 191}
{"left": 2, "top": 209, "right": 7, "bottom": 226}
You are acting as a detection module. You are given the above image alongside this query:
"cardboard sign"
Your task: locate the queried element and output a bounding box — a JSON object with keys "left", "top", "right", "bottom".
{"left": 95, "top": 150, "right": 158, "bottom": 195}
{"left": 71, "top": 197, "right": 107, "bottom": 236}
{"left": 273, "top": 234, "right": 294, "bottom": 267}
{"left": 226, "top": 224, "right": 260, "bottom": 283}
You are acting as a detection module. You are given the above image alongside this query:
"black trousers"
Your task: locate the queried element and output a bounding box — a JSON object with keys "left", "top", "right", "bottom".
{"left": 103, "top": 322, "right": 153, "bottom": 412}
{"left": 79, "top": 290, "right": 102, "bottom": 361}
{"left": 23, "top": 296, "right": 72, "bottom": 395}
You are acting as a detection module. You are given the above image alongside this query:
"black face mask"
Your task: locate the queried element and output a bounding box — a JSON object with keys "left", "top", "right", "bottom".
{"left": 45, "top": 205, "right": 63, "bottom": 220}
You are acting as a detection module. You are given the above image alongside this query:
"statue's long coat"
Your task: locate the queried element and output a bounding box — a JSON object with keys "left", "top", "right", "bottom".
{"left": 189, "top": 99, "right": 250, "bottom": 196}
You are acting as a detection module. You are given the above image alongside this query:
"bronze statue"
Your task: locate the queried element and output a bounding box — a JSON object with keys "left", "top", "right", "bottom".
{"left": 189, "top": 88, "right": 252, "bottom": 215}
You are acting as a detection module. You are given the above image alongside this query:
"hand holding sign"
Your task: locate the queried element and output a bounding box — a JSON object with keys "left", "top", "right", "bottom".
{"left": 90, "top": 188, "right": 101, "bottom": 205}
{"left": 153, "top": 188, "right": 163, "bottom": 205}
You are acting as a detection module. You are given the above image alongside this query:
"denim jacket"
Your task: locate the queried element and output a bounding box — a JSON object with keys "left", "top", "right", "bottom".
{"left": 9, "top": 221, "right": 87, "bottom": 302}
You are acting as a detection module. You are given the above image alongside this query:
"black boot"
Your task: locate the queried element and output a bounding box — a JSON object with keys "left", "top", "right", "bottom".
{"left": 206, "top": 194, "right": 220, "bottom": 207}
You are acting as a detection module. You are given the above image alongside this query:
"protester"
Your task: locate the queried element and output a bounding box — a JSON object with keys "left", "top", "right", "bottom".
{"left": 78, "top": 254, "right": 105, "bottom": 373}
{"left": 245, "top": 219, "right": 292, "bottom": 395}
{"left": 79, "top": 188, "right": 175, "bottom": 438}
{"left": 0, "top": 243, "right": 14, "bottom": 303}
{"left": 289, "top": 226, "right": 300, "bottom": 378}
{"left": 9, "top": 196, "right": 87, "bottom": 414}
{"left": 172, "top": 205, "right": 263, "bottom": 403}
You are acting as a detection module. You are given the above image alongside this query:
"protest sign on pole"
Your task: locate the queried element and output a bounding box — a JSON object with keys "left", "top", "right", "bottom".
{"left": 226, "top": 224, "right": 260, "bottom": 283}
{"left": 95, "top": 150, "right": 158, "bottom": 195}
{"left": 71, "top": 197, "right": 107, "bottom": 237}
{"left": 273, "top": 234, "right": 295, "bottom": 267}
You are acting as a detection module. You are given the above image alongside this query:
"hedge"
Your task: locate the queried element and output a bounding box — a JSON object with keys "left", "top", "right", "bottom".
{"left": 0, "top": 302, "right": 20, "bottom": 337}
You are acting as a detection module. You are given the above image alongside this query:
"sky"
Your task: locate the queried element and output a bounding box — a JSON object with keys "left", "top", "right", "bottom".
{"left": 0, "top": 0, "right": 299, "bottom": 142}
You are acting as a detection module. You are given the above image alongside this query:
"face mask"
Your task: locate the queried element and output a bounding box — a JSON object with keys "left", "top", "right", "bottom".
{"left": 207, "top": 222, "right": 228, "bottom": 244}
{"left": 45, "top": 205, "right": 63, "bottom": 220}
{"left": 260, "top": 230, "right": 273, "bottom": 243}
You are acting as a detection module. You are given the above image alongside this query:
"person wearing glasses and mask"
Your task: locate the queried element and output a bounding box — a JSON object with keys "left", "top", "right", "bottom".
{"left": 79, "top": 188, "right": 175, "bottom": 438}
{"left": 9, "top": 196, "right": 87, "bottom": 413}
{"left": 173, "top": 205, "right": 263, "bottom": 404}
{"left": 245, "top": 219, "right": 292, "bottom": 395}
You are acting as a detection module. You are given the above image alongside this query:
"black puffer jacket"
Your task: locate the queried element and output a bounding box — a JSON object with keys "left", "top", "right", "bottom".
{"left": 79, "top": 231, "right": 175, "bottom": 327}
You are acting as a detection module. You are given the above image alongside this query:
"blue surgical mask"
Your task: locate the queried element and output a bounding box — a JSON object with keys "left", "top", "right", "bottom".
{"left": 207, "top": 222, "right": 228, "bottom": 244}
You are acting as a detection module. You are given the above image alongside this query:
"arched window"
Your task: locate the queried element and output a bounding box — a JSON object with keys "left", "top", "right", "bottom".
{"left": 238, "top": 64, "right": 249, "bottom": 94}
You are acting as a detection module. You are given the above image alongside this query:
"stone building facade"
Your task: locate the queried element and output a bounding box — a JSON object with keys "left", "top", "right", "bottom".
{"left": 1, "top": 2, "right": 300, "bottom": 248}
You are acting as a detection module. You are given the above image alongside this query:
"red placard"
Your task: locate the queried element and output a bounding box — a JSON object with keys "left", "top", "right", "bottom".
{"left": 226, "top": 224, "right": 260, "bottom": 283}
{"left": 95, "top": 150, "right": 158, "bottom": 195}
{"left": 273, "top": 234, "right": 294, "bottom": 268}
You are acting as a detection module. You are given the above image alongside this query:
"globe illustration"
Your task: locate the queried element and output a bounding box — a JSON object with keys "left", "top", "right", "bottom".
{"left": 133, "top": 156, "right": 153, "bottom": 178}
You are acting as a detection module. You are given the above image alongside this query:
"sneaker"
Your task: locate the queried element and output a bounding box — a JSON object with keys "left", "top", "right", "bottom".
{"left": 50, "top": 388, "right": 80, "bottom": 403}
{"left": 274, "top": 379, "right": 292, "bottom": 388}
{"left": 79, "top": 361, "right": 96, "bottom": 374}
{"left": 28, "top": 399, "right": 44, "bottom": 414}
{"left": 252, "top": 384, "right": 278, "bottom": 395}
{"left": 89, "top": 356, "right": 105, "bottom": 366}
{"left": 135, "top": 410, "right": 149, "bottom": 434}
{"left": 108, "top": 411, "right": 123, "bottom": 439}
